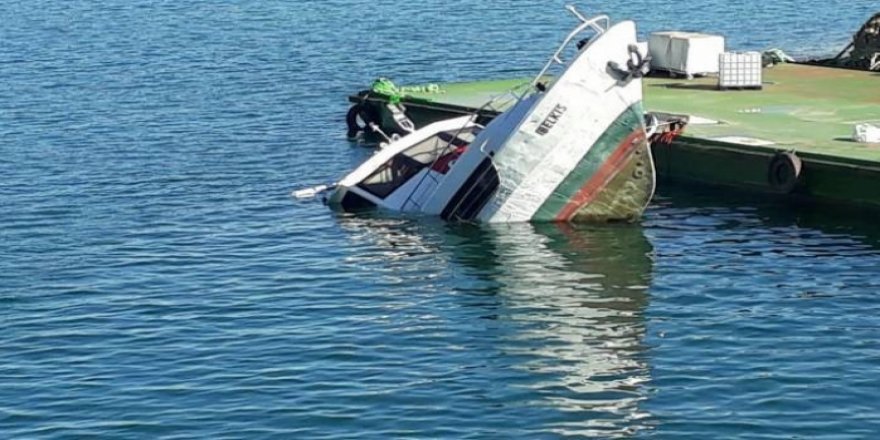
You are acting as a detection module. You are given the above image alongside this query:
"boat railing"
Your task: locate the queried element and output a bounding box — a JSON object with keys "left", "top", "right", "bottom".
{"left": 400, "top": 7, "right": 611, "bottom": 213}
{"left": 531, "top": 5, "right": 609, "bottom": 86}
{"left": 478, "top": 81, "right": 535, "bottom": 114}
{"left": 442, "top": 7, "right": 607, "bottom": 120}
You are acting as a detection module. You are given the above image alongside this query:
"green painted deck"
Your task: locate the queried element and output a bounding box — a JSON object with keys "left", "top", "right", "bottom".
{"left": 645, "top": 64, "right": 880, "bottom": 162}
{"left": 400, "top": 78, "right": 532, "bottom": 111}
{"left": 398, "top": 64, "right": 880, "bottom": 162}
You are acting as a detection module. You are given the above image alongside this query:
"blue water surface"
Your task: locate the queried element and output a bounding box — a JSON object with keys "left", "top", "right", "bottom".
{"left": 2, "top": 1, "right": 880, "bottom": 438}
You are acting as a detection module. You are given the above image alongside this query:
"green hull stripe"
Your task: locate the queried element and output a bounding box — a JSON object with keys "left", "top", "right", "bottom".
{"left": 533, "top": 103, "right": 646, "bottom": 220}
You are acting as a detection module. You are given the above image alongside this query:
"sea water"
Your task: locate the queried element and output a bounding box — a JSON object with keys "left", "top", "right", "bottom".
{"left": 2, "top": 1, "right": 879, "bottom": 438}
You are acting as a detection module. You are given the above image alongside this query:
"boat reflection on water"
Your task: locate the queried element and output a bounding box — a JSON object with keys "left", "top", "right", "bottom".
{"left": 449, "top": 222, "right": 654, "bottom": 437}
{"left": 335, "top": 213, "right": 654, "bottom": 437}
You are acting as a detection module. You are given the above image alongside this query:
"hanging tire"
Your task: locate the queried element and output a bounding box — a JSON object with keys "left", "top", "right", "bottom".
{"left": 345, "top": 103, "right": 381, "bottom": 140}
{"left": 767, "top": 151, "right": 802, "bottom": 193}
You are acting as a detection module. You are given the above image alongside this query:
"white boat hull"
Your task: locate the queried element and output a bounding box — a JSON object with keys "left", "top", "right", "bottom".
{"left": 327, "top": 15, "right": 655, "bottom": 223}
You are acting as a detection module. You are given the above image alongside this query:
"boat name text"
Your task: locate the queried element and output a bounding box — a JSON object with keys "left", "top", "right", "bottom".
{"left": 536, "top": 104, "right": 567, "bottom": 136}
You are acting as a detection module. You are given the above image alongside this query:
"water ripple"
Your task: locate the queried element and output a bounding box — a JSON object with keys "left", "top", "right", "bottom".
{"left": 3, "top": 0, "right": 880, "bottom": 438}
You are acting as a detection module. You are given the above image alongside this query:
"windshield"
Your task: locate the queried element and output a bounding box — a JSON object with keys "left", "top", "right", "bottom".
{"left": 356, "top": 126, "right": 481, "bottom": 199}
{"left": 402, "top": 127, "right": 481, "bottom": 164}
{"left": 357, "top": 154, "right": 424, "bottom": 199}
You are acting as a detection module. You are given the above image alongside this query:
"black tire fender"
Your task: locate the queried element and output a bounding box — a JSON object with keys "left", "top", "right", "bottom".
{"left": 767, "top": 151, "right": 803, "bottom": 193}
{"left": 345, "top": 103, "right": 381, "bottom": 139}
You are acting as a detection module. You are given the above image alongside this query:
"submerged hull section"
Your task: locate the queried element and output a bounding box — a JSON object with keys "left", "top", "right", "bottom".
{"left": 532, "top": 105, "right": 655, "bottom": 222}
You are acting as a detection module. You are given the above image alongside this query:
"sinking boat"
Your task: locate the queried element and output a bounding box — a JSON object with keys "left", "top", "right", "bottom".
{"left": 317, "top": 8, "right": 657, "bottom": 223}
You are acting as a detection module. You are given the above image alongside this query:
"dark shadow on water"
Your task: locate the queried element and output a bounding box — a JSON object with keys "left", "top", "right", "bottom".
{"left": 334, "top": 212, "right": 654, "bottom": 320}
{"left": 441, "top": 221, "right": 653, "bottom": 298}
{"left": 653, "top": 181, "right": 880, "bottom": 248}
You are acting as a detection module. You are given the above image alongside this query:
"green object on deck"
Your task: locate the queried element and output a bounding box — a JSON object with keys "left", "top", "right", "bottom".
{"left": 371, "top": 78, "right": 402, "bottom": 104}
{"left": 370, "top": 77, "right": 445, "bottom": 105}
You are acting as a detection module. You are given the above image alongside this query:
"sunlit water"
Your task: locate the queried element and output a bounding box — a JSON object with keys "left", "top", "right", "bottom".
{"left": 2, "top": 1, "right": 879, "bottom": 438}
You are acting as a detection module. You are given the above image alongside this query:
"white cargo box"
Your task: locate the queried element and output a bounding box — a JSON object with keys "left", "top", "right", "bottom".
{"left": 648, "top": 31, "right": 725, "bottom": 77}
{"left": 719, "top": 51, "right": 763, "bottom": 89}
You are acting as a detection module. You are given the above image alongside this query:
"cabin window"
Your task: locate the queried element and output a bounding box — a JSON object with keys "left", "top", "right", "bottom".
{"left": 402, "top": 127, "right": 481, "bottom": 165}
{"left": 356, "top": 126, "right": 482, "bottom": 199}
{"left": 441, "top": 157, "right": 499, "bottom": 221}
{"left": 357, "top": 154, "right": 424, "bottom": 199}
